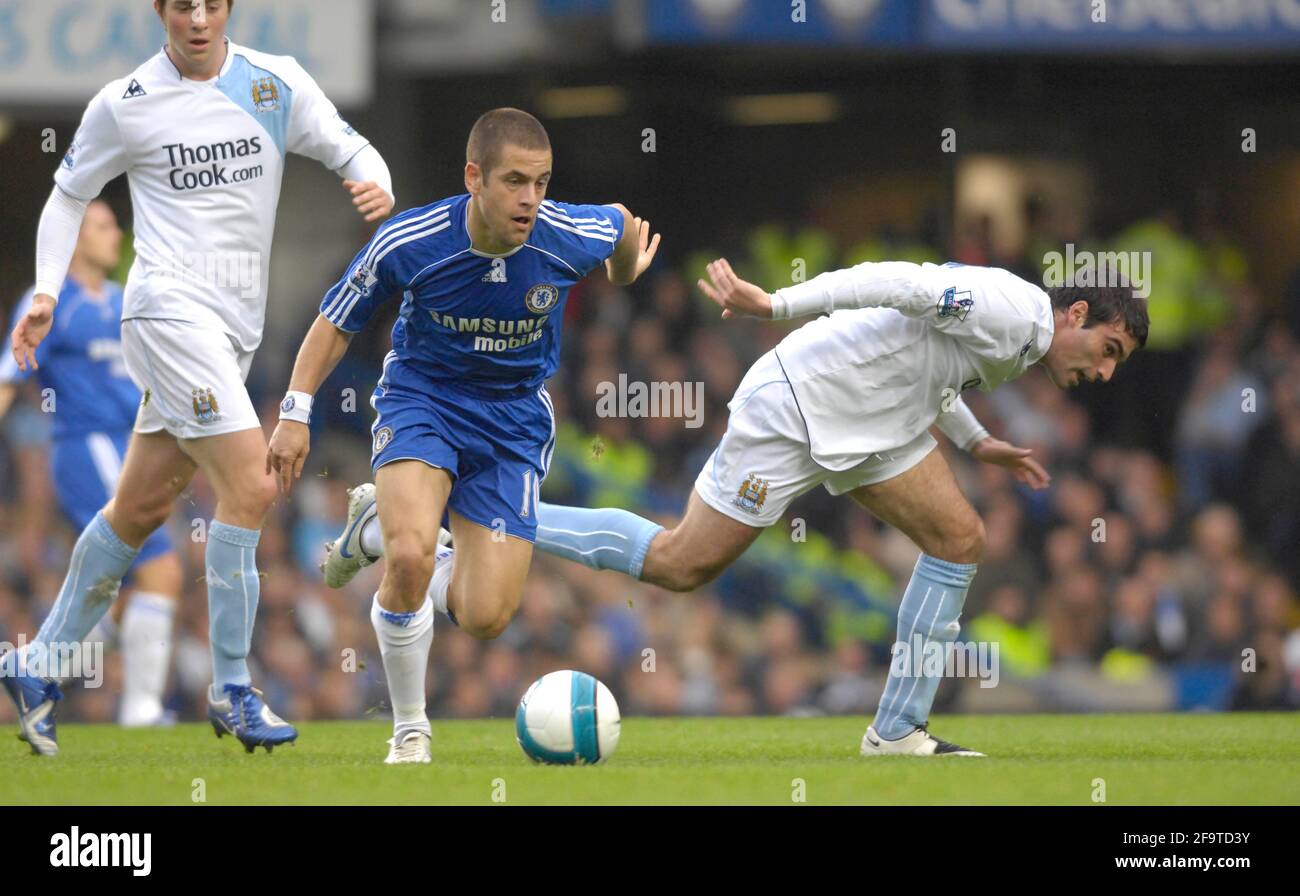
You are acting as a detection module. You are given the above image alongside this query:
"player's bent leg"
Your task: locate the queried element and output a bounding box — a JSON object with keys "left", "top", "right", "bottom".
{"left": 443, "top": 510, "right": 535, "bottom": 640}
{"left": 848, "top": 446, "right": 986, "bottom": 565}
{"left": 534, "top": 489, "right": 763, "bottom": 593}
{"left": 639, "top": 490, "right": 764, "bottom": 592}
{"left": 2, "top": 431, "right": 196, "bottom": 755}
{"left": 849, "top": 446, "right": 985, "bottom": 755}
{"left": 372, "top": 460, "right": 452, "bottom": 760}
{"left": 104, "top": 430, "right": 198, "bottom": 547}
{"left": 181, "top": 427, "right": 295, "bottom": 752}
{"left": 534, "top": 502, "right": 665, "bottom": 579}
{"left": 117, "top": 550, "right": 181, "bottom": 727}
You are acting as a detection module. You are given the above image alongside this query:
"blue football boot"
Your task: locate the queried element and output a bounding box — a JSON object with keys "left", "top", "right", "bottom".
{"left": 207, "top": 683, "right": 298, "bottom": 753}
{"left": 1, "top": 655, "right": 63, "bottom": 757}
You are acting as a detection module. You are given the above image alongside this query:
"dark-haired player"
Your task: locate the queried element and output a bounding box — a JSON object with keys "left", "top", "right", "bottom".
{"left": 533, "top": 260, "right": 1147, "bottom": 756}
{"left": 267, "top": 108, "right": 660, "bottom": 763}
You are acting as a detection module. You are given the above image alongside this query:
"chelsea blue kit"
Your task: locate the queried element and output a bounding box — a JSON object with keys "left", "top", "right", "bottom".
{"left": 1, "top": 278, "right": 173, "bottom": 565}
{"left": 320, "top": 194, "right": 624, "bottom": 540}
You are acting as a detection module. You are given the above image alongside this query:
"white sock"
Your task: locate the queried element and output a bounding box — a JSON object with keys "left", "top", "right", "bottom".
{"left": 428, "top": 548, "right": 454, "bottom": 617}
{"left": 359, "top": 516, "right": 384, "bottom": 558}
{"left": 370, "top": 594, "right": 433, "bottom": 740}
{"left": 118, "top": 591, "right": 175, "bottom": 726}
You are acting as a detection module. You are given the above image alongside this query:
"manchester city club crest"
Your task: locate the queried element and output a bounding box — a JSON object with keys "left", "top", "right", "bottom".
{"left": 734, "top": 473, "right": 770, "bottom": 514}
{"left": 373, "top": 426, "right": 393, "bottom": 455}
{"left": 191, "top": 387, "right": 220, "bottom": 423}
{"left": 524, "top": 283, "right": 559, "bottom": 315}
{"left": 251, "top": 77, "right": 280, "bottom": 113}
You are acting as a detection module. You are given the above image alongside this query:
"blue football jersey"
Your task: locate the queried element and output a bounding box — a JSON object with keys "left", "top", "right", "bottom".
{"left": 0, "top": 278, "right": 141, "bottom": 439}
{"left": 320, "top": 194, "right": 624, "bottom": 396}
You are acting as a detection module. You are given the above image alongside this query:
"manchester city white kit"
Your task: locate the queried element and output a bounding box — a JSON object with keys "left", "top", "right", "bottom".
{"left": 3, "top": 38, "right": 392, "bottom": 757}
{"left": 54, "top": 40, "right": 376, "bottom": 439}
{"left": 693, "top": 261, "right": 1055, "bottom": 526}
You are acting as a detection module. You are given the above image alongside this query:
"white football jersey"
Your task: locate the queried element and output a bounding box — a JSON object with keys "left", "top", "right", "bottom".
{"left": 54, "top": 40, "right": 370, "bottom": 352}
{"left": 771, "top": 262, "right": 1055, "bottom": 471}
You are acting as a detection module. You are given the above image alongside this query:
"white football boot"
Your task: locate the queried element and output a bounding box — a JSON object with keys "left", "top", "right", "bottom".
{"left": 860, "top": 724, "right": 985, "bottom": 757}
{"left": 385, "top": 730, "right": 433, "bottom": 764}
{"left": 322, "top": 483, "right": 379, "bottom": 588}
{"left": 322, "top": 483, "right": 453, "bottom": 588}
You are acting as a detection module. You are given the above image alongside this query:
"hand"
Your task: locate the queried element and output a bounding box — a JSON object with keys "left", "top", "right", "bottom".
{"left": 697, "top": 258, "right": 773, "bottom": 320}
{"left": 11, "top": 294, "right": 56, "bottom": 371}
{"left": 628, "top": 216, "right": 662, "bottom": 281}
{"left": 970, "top": 437, "right": 1051, "bottom": 490}
{"left": 344, "top": 180, "right": 393, "bottom": 223}
{"left": 266, "top": 420, "right": 311, "bottom": 494}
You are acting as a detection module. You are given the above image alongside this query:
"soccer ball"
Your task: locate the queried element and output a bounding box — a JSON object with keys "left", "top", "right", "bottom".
{"left": 515, "top": 670, "right": 620, "bottom": 765}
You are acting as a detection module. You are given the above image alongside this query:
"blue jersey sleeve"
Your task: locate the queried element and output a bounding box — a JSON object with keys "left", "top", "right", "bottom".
{"left": 0, "top": 290, "right": 47, "bottom": 383}
{"left": 535, "top": 200, "right": 625, "bottom": 274}
{"left": 319, "top": 214, "right": 419, "bottom": 332}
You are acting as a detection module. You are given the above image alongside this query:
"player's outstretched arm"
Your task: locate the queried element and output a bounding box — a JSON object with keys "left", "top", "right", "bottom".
{"left": 697, "top": 258, "right": 773, "bottom": 319}
{"left": 266, "top": 315, "right": 354, "bottom": 493}
{"left": 605, "top": 204, "right": 661, "bottom": 286}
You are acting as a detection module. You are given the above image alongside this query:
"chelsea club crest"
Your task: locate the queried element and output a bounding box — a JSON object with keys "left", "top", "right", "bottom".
{"left": 524, "top": 283, "right": 559, "bottom": 315}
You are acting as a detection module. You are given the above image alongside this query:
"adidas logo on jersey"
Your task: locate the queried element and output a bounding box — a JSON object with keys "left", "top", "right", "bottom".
{"left": 123, "top": 79, "right": 147, "bottom": 99}
{"left": 482, "top": 258, "right": 508, "bottom": 283}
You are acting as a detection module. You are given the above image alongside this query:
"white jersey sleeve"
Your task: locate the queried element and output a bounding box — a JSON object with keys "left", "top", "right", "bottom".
{"left": 772, "top": 261, "right": 1045, "bottom": 367}
{"left": 284, "top": 60, "right": 371, "bottom": 170}
{"left": 53, "top": 86, "right": 128, "bottom": 202}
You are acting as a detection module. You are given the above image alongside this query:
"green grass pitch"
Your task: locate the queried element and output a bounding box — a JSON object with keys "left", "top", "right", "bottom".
{"left": 1, "top": 714, "right": 1296, "bottom": 805}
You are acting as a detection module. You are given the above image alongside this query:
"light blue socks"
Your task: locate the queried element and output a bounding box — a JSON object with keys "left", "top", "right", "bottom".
{"left": 27, "top": 511, "right": 138, "bottom": 679}
{"left": 872, "top": 553, "right": 978, "bottom": 740}
{"left": 206, "top": 521, "right": 261, "bottom": 689}
{"left": 535, "top": 503, "right": 664, "bottom": 579}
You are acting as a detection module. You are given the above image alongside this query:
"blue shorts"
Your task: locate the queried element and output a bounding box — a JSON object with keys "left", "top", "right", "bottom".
{"left": 52, "top": 432, "right": 175, "bottom": 569}
{"left": 369, "top": 359, "right": 556, "bottom": 542}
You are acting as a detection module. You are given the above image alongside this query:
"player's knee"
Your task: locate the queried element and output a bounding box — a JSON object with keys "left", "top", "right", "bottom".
{"left": 662, "top": 556, "right": 725, "bottom": 592}
{"left": 463, "top": 609, "right": 513, "bottom": 640}
{"left": 385, "top": 533, "right": 436, "bottom": 590}
{"left": 110, "top": 492, "right": 171, "bottom": 538}
{"left": 245, "top": 474, "right": 279, "bottom": 517}
{"left": 934, "top": 517, "right": 985, "bottom": 565}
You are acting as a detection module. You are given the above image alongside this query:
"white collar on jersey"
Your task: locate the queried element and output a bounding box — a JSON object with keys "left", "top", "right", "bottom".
{"left": 160, "top": 37, "right": 235, "bottom": 83}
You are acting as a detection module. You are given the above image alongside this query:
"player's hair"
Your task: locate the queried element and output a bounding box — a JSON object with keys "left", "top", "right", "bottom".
{"left": 466, "top": 108, "right": 551, "bottom": 177}
{"left": 1047, "top": 286, "right": 1149, "bottom": 349}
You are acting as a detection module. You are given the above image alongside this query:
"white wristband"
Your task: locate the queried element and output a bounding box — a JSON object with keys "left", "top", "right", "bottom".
{"left": 769, "top": 290, "right": 790, "bottom": 320}
{"left": 279, "top": 391, "right": 313, "bottom": 424}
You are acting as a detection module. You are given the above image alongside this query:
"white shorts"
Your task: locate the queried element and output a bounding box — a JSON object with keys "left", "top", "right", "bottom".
{"left": 694, "top": 350, "right": 937, "bottom": 528}
{"left": 121, "top": 318, "right": 260, "bottom": 440}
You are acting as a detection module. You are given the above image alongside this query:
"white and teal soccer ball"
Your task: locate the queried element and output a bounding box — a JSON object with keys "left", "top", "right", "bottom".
{"left": 515, "top": 670, "right": 620, "bottom": 765}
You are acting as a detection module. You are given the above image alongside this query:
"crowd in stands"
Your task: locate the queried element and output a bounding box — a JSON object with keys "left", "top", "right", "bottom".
{"left": 1, "top": 204, "right": 1297, "bottom": 726}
